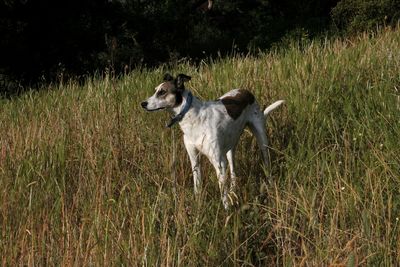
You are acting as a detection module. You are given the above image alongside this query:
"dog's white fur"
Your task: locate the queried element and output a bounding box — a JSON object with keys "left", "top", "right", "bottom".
{"left": 142, "top": 74, "right": 284, "bottom": 209}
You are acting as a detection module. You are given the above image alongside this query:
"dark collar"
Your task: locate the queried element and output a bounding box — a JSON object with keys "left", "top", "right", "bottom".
{"left": 167, "top": 91, "right": 193, "bottom": 128}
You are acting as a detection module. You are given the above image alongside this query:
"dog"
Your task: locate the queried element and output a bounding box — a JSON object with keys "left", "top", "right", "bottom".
{"left": 141, "top": 73, "right": 284, "bottom": 209}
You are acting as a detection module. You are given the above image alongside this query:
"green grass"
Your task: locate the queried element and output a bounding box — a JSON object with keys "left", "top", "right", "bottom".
{"left": 1, "top": 27, "right": 399, "bottom": 266}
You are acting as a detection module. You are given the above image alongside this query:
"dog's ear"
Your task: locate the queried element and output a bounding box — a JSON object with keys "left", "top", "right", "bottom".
{"left": 163, "top": 73, "right": 174, "bottom": 82}
{"left": 175, "top": 74, "right": 191, "bottom": 91}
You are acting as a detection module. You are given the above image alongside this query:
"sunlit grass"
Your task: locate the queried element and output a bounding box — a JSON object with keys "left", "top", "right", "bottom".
{"left": 1, "top": 27, "right": 399, "bottom": 266}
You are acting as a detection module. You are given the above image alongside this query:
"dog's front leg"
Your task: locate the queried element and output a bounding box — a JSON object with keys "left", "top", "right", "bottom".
{"left": 184, "top": 138, "right": 202, "bottom": 195}
{"left": 226, "top": 149, "right": 237, "bottom": 191}
{"left": 210, "top": 154, "right": 229, "bottom": 210}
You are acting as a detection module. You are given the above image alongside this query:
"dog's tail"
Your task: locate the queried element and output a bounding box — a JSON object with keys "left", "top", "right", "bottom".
{"left": 263, "top": 100, "right": 285, "bottom": 118}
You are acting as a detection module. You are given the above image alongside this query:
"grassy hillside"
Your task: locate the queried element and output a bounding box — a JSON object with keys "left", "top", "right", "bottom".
{"left": 1, "top": 28, "right": 399, "bottom": 266}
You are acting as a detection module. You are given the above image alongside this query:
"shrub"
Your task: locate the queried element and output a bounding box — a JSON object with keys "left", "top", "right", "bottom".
{"left": 331, "top": 0, "right": 400, "bottom": 33}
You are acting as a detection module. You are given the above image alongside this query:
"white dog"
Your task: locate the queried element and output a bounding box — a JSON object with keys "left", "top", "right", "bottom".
{"left": 141, "top": 73, "right": 284, "bottom": 209}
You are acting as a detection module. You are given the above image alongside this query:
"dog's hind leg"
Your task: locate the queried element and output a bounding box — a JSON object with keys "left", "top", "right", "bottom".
{"left": 248, "top": 119, "right": 270, "bottom": 167}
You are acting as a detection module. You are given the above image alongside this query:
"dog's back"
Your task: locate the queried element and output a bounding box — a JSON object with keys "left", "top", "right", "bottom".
{"left": 186, "top": 89, "right": 263, "bottom": 155}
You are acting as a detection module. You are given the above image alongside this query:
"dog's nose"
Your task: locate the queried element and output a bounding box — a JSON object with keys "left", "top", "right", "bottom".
{"left": 141, "top": 101, "right": 148, "bottom": 109}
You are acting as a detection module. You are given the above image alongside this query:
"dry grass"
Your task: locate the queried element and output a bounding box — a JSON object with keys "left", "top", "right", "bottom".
{"left": 1, "top": 27, "right": 399, "bottom": 266}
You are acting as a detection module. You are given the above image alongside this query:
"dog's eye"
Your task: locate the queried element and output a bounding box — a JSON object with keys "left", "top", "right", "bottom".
{"left": 157, "top": 89, "right": 167, "bottom": 97}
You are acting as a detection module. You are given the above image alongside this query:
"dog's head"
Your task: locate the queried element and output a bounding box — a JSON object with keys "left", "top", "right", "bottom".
{"left": 141, "top": 73, "right": 191, "bottom": 111}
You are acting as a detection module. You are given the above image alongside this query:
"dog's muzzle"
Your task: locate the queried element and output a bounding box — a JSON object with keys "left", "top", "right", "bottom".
{"left": 141, "top": 101, "right": 165, "bottom": 111}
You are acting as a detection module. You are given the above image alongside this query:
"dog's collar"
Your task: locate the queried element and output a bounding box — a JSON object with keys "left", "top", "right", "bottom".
{"left": 167, "top": 91, "right": 193, "bottom": 128}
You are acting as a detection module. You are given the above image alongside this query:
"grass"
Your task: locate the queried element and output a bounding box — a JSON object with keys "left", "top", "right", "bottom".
{"left": 1, "top": 27, "right": 399, "bottom": 266}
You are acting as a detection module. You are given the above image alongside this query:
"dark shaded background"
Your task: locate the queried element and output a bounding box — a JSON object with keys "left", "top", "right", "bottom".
{"left": 1, "top": 0, "right": 399, "bottom": 93}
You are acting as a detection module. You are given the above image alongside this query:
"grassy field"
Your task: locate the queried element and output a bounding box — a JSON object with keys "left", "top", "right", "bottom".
{"left": 1, "top": 27, "right": 399, "bottom": 266}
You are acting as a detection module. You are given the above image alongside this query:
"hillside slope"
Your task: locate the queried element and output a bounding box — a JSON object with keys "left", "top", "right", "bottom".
{"left": 1, "top": 28, "right": 399, "bottom": 265}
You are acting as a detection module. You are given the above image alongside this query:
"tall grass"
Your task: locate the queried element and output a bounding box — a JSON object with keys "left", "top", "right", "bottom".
{"left": 1, "top": 27, "right": 399, "bottom": 266}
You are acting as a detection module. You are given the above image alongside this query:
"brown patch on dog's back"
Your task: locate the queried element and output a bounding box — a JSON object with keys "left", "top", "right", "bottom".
{"left": 219, "top": 89, "right": 255, "bottom": 119}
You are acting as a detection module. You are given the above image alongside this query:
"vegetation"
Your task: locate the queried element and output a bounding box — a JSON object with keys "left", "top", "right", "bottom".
{"left": 0, "top": 26, "right": 399, "bottom": 265}
{"left": 2, "top": 0, "right": 400, "bottom": 91}
{"left": 331, "top": 0, "right": 400, "bottom": 34}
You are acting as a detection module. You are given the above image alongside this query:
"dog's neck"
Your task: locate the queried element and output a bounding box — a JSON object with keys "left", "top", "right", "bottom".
{"left": 167, "top": 90, "right": 197, "bottom": 128}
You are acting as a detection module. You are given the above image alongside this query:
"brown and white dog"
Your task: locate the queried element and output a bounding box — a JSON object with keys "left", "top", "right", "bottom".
{"left": 141, "top": 73, "right": 284, "bottom": 209}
